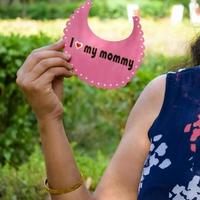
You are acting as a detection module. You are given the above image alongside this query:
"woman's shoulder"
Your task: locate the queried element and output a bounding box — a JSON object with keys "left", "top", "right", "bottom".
{"left": 166, "top": 65, "right": 200, "bottom": 86}
{"left": 141, "top": 65, "right": 200, "bottom": 107}
{"left": 168, "top": 65, "right": 200, "bottom": 76}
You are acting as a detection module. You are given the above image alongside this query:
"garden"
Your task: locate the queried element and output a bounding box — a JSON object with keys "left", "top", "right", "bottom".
{"left": 0, "top": 0, "right": 199, "bottom": 199}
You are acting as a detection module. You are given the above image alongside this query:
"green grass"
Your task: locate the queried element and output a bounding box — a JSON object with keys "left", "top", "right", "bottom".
{"left": 1, "top": 18, "right": 200, "bottom": 56}
{"left": 0, "top": 17, "right": 195, "bottom": 199}
{"left": 0, "top": 144, "right": 109, "bottom": 199}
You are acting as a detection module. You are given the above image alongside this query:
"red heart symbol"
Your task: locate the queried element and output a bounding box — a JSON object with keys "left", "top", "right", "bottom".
{"left": 75, "top": 41, "right": 83, "bottom": 49}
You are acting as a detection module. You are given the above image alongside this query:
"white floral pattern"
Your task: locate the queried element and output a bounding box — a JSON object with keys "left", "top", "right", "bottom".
{"left": 138, "top": 134, "right": 172, "bottom": 192}
{"left": 169, "top": 175, "right": 200, "bottom": 200}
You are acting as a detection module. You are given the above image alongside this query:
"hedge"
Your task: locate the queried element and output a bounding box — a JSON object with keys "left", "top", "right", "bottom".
{"left": 0, "top": 32, "right": 190, "bottom": 198}
{"left": 0, "top": 33, "right": 190, "bottom": 167}
{"left": 0, "top": 0, "right": 191, "bottom": 20}
{"left": 0, "top": 144, "right": 109, "bottom": 199}
{"left": 0, "top": 33, "right": 52, "bottom": 166}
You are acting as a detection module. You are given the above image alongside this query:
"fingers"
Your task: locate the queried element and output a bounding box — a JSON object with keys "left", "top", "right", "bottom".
{"left": 52, "top": 77, "right": 64, "bottom": 101}
{"left": 30, "top": 57, "right": 73, "bottom": 81}
{"left": 36, "top": 39, "right": 65, "bottom": 52}
{"left": 16, "top": 66, "right": 73, "bottom": 96}
{"left": 33, "top": 67, "right": 72, "bottom": 88}
{"left": 16, "top": 39, "right": 74, "bottom": 90}
{"left": 22, "top": 50, "right": 71, "bottom": 73}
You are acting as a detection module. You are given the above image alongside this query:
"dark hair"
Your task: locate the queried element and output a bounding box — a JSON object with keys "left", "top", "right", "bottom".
{"left": 167, "top": 36, "right": 200, "bottom": 71}
{"left": 191, "top": 35, "right": 200, "bottom": 66}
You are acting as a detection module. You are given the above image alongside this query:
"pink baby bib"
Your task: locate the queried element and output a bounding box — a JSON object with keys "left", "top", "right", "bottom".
{"left": 63, "top": 0, "right": 145, "bottom": 89}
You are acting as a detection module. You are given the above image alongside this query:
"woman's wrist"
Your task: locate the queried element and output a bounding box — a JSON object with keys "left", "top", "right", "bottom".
{"left": 37, "top": 115, "right": 64, "bottom": 132}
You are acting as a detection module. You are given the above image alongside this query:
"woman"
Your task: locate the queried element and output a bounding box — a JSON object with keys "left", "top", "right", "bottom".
{"left": 16, "top": 37, "right": 200, "bottom": 200}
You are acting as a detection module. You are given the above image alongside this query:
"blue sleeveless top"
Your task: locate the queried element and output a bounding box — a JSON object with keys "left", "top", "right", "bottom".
{"left": 138, "top": 66, "right": 200, "bottom": 200}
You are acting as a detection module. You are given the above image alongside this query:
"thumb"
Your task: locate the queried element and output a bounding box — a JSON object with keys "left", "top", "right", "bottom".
{"left": 39, "top": 39, "right": 65, "bottom": 51}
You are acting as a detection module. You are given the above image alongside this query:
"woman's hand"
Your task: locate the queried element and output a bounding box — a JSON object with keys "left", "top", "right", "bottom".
{"left": 16, "top": 39, "right": 74, "bottom": 122}
{"left": 16, "top": 40, "right": 94, "bottom": 200}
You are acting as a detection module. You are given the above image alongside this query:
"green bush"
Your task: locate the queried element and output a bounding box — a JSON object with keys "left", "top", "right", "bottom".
{"left": 0, "top": 144, "right": 109, "bottom": 199}
{"left": 0, "top": 0, "right": 127, "bottom": 19}
{"left": 74, "top": 143, "right": 109, "bottom": 190}
{"left": 140, "top": 1, "right": 168, "bottom": 18}
{"left": 0, "top": 0, "right": 192, "bottom": 19}
{"left": 0, "top": 33, "right": 189, "bottom": 167}
{"left": 0, "top": 33, "right": 53, "bottom": 165}
{"left": 0, "top": 146, "right": 46, "bottom": 200}
{"left": 0, "top": 1, "right": 82, "bottom": 20}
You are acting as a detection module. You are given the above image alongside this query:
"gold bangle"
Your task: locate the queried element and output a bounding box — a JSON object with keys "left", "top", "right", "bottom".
{"left": 44, "top": 176, "right": 84, "bottom": 195}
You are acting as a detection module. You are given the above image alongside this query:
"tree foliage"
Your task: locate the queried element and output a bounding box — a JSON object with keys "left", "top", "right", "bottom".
{"left": 0, "top": 0, "right": 194, "bottom": 19}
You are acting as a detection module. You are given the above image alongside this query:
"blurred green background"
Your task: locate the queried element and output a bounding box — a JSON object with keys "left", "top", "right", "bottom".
{"left": 0, "top": 0, "right": 200, "bottom": 199}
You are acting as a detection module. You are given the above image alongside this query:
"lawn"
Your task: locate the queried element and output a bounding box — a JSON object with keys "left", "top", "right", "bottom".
{"left": 0, "top": 16, "right": 199, "bottom": 199}
{"left": 1, "top": 17, "right": 200, "bottom": 56}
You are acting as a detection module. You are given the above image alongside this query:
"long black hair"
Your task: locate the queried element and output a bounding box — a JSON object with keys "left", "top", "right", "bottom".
{"left": 169, "top": 36, "right": 200, "bottom": 71}
{"left": 191, "top": 35, "right": 200, "bottom": 66}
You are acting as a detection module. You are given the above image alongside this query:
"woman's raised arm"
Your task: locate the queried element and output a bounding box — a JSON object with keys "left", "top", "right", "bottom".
{"left": 16, "top": 39, "right": 166, "bottom": 200}
{"left": 93, "top": 74, "right": 166, "bottom": 200}
{"left": 16, "top": 40, "right": 93, "bottom": 200}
